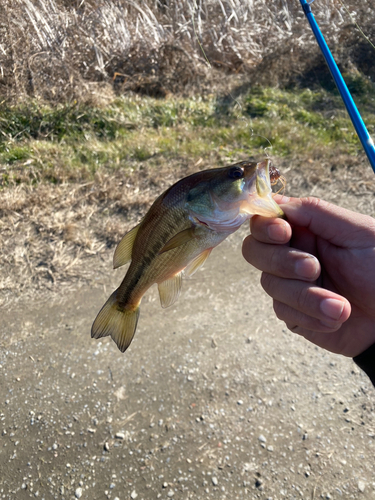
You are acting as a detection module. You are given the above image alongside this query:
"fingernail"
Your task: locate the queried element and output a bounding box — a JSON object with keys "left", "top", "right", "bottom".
{"left": 294, "top": 255, "right": 319, "bottom": 279}
{"left": 267, "top": 222, "right": 287, "bottom": 242}
{"left": 320, "top": 298, "right": 345, "bottom": 321}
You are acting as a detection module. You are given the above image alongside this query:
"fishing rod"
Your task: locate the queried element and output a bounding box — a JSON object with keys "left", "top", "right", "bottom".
{"left": 299, "top": 0, "right": 375, "bottom": 174}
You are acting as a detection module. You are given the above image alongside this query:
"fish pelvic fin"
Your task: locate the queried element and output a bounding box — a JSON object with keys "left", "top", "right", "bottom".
{"left": 113, "top": 222, "right": 142, "bottom": 269}
{"left": 184, "top": 248, "right": 212, "bottom": 277}
{"left": 91, "top": 290, "right": 140, "bottom": 353}
{"left": 159, "top": 227, "right": 195, "bottom": 255}
{"left": 158, "top": 271, "right": 183, "bottom": 308}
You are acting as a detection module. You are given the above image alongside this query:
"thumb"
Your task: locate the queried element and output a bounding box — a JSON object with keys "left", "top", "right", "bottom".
{"left": 276, "top": 196, "right": 375, "bottom": 248}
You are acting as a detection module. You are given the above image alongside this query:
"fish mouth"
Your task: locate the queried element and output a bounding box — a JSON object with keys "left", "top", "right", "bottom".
{"left": 242, "top": 159, "right": 284, "bottom": 218}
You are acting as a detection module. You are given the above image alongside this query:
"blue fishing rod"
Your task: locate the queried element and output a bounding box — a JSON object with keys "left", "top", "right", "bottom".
{"left": 299, "top": 0, "right": 375, "bottom": 173}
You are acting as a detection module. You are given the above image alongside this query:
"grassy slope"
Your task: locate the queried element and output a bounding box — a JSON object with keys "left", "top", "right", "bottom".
{"left": 1, "top": 82, "right": 375, "bottom": 186}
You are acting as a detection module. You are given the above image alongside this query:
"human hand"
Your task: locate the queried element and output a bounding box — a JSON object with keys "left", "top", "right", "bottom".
{"left": 242, "top": 196, "right": 375, "bottom": 357}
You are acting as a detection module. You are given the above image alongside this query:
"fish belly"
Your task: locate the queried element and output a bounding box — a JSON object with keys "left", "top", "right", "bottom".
{"left": 119, "top": 228, "right": 230, "bottom": 307}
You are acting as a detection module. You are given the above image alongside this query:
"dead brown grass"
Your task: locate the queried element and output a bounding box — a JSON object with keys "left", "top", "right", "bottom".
{"left": 0, "top": 157, "right": 201, "bottom": 306}
{"left": 1, "top": 0, "right": 374, "bottom": 101}
{"left": 1, "top": 152, "right": 374, "bottom": 307}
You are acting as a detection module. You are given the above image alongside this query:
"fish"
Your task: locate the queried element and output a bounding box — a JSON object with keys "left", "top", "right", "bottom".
{"left": 91, "top": 159, "right": 284, "bottom": 353}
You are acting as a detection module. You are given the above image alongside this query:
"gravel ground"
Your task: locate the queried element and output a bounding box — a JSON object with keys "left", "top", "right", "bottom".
{"left": 1, "top": 161, "right": 375, "bottom": 500}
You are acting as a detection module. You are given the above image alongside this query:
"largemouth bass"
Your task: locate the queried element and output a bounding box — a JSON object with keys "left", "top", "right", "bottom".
{"left": 92, "top": 159, "right": 284, "bottom": 352}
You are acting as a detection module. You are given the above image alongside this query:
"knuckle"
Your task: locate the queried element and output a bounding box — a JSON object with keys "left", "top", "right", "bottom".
{"left": 273, "top": 300, "right": 288, "bottom": 321}
{"left": 260, "top": 272, "right": 275, "bottom": 293}
{"left": 269, "top": 245, "right": 282, "bottom": 273}
{"left": 302, "top": 196, "right": 321, "bottom": 209}
{"left": 295, "top": 285, "right": 313, "bottom": 313}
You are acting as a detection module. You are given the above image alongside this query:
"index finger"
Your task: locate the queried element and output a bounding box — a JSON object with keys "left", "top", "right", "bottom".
{"left": 278, "top": 197, "right": 375, "bottom": 248}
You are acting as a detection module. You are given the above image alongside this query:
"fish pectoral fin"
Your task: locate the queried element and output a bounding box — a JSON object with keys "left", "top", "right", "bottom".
{"left": 184, "top": 248, "right": 212, "bottom": 277}
{"left": 159, "top": 227, "right": 195, "bottom": 255}
{"left": 158, "top": 272, "right": 183, "bottom": 308}
{"left": 113, "top": 222, "right": 142, "bottom": 269}
{"left": 91, "top": 290, "right": 140, "bottom": 353}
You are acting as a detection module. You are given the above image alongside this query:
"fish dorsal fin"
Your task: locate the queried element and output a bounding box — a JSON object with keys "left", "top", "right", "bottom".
{"left": 91, "top": 290, "right": 140, "bottom": 353}
{"left": 184, "top": 248, "right": 212, "bottom": 277}
{"left": 113, "top": 222, "right": 142, "bottom": 269}
{"left": 159, "top": 227, "right": 195, "bottom": 255}
{"left": 158, "top": 272, "right": 183, "bottom": 308}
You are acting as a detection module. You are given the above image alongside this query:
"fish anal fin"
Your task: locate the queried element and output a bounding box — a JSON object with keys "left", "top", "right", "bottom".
{"left": 159, "top": 227, "right": 195, "bottom": 254}
{"left": 91, "top": 290, "right": 140, "bottom": 353}
{"left": 184, "top": 248, "right": 212, "bottom": 277}
{"left": 113, "top": 222, "right": 142, "bottom": 269}
{"left": 158, "top": 272, "right": 183, "bottom": 308}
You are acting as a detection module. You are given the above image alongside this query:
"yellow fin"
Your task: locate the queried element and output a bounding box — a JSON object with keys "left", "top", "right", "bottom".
{"left": 158, "top": 272, "right": 183, "bottom": 308}
{"left": 184, "top": 248, "right": 212, "bottom": 277}
{"left": 91, "top": 290, "right": 140, "bottom": 353}
{"left": 113, "top": 222, "right": 141, "bottom": 269}
{"left": 159, "top": 228, "right": 195, "bottom": 254}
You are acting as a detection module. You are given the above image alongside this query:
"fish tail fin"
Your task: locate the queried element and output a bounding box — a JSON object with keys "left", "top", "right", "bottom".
{"left": 91, "top": 290, "right": 140, "bottom": 353}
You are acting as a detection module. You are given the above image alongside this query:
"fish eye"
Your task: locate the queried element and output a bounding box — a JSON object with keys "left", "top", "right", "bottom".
{"left": 228, "top": 166, "right": 244, "bottom": 179}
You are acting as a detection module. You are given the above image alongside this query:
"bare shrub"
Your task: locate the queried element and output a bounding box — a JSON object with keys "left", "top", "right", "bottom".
{"left": 1, "top": 0, "right": 373, "bottom": 101}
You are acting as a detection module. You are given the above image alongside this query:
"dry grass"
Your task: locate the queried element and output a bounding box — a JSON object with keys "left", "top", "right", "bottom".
{"left": 1, "top": 150, "right": 375, "bottom": 307}
{"left": 1, "top": 0, "right": 374, "bottom": 101}
{"left": 0, "top": 157, "right": 203, "bottom": 306}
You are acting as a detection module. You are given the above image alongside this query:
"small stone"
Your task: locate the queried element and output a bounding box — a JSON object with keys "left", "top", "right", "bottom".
{"left": 267, "top": 445, "right": 274, "bottom": 452}
{"left": 212, "top": 477, "right": 218, "bottom": 486}
{"left": 255, "top": 478, "right": 263, "bottom": 488}
{"left": 87, "top": 428, "right": 96, "bottom": 434}
{"left": 75, "top": 488, "right": 83, "bottom": 499}
{"left": 358, "top": 481, "right": 366, "bottom": 492}
{"left": 258, "top": 434, "right": 267, "bottom": 443}
{"left": 162, "top": 482, "right": 168, "bottom": 488}
{"left": 237, "top": 400, "right": 243, "bottom": 405}
{"left": 104, "top": 442, "right": 110, "bottom": 452}
{"left": 167, "top": 491, "right": 174, "bottom": 498}
{"left": 115, "top": 432, "right": 125, "bottom": 439}
{"left": 130, "top": 491, "right": 138, "bottom": 499}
